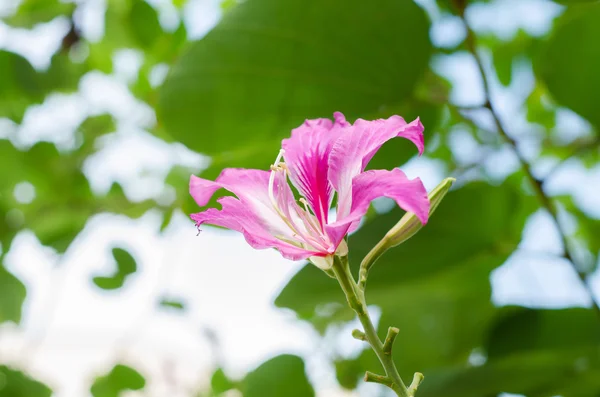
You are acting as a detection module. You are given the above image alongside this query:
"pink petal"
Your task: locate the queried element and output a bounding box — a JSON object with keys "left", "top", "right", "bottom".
{"left": 190, "top": 168, "right": 270, "bottom": 207}
{"left": 191, "top": 197, "right": 319, "bottom": 261}
{"left": 190, "top": 168, "right": 294, "bottom": 239}
{"left": 281, "top": 112, "right": 350, "bottom": 225}
{"left": 328, "top": 116, "right": 424, "bottom": 218}
{"left": 326, "top": 169, "right": 429, "bottom": 246}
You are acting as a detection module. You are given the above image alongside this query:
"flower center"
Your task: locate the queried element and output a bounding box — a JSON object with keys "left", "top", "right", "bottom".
{"left": 268, "top": 150, "right": 331, "bottom": 252}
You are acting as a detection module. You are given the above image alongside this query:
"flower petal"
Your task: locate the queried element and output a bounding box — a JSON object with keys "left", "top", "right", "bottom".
{"left": 282, "top": 112, "right": 350, "bottom": 225}
{"left": 328, "top": 116, "right": 424, "bottom": 218}
{"left": 326, "top": 169, "right": 429, "bottom": 245}
{"left": 190, "top": 168, "right": 293, "bottom": 239}
{"left": 191, "top": 197, "right": 319, "bottom": 261}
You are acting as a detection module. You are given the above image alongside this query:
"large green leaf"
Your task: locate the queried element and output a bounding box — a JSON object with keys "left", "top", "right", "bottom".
{"left": 419, "top": 308, "right": 600, "bottom": 397}
{"left": 158, "top": 0, "right": 432, "bottom": 157}
{"left": 537, "top": 3, "right": 600, "bottom": 130}
{"left": 0, "top": 366, "right": 51, "bottom": 397}
{"left": 276, "top": 182, "right": 533, "bottom": 379}
{"left": 90, "top": 364, "right": 145, "bottom": 397}
{"left": 242, "top": 354, "right": 314, "bottom": 397}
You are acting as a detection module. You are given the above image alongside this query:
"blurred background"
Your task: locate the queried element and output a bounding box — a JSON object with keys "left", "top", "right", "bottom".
{"left": 0, "top": 0, "right": 599, "bottom": 396}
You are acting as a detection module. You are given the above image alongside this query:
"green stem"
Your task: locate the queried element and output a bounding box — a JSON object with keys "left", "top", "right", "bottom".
{"left": 331, "top": 256, "right": 415, "bottom": 397}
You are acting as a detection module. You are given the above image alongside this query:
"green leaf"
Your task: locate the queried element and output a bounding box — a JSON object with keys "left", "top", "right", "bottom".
{"left": 210, "top": 368, "right": 235, "bottom": 394}
{"left": 0, "top": 141, "right": 95, "bottom": 252}
{"left": 75, "top": 115, "right": 116, "bottom": 156}
{"left": 487, "top": 30, "right": 532, "bottom": 87}
{"left": 92, "top": 247, "right": 137, "bottom": 290}
{"left": 128, "top": 0, "right": 162, "bottom": 49}
{"left": 0, "top": 263, "right": 26, "bottom": 324}
{"left": 537, "top": 3, "right": 600, "bottom": 130}
{"left": 2, "top": 0, "right": 75, "bottom": 28}
{"left": 242, "top": 355, "right": 314, "bottom": 397}
{"left": 276, "top": 182, "right": 534, "bottom": 377}
{"left": 552, "top": 0, "right": 600, "bottom": 4}
{"left": 159, "top": 0, "right": 432, "bottom": 157}
{"left": 335, "top": 359, "right": 363, "bottom": 390}
{"left": 112, "top": 247, "right": 137, "bottom": 275}
{"left": 0, "top": 51, "right": 43, "bottom": 122}
{"left": 90, "top": 364, "right": 145, "bottom": 397}
{"left": 418, "top": 308, "right": 600, "bottom": 397}
{"left": 0, "top": 366, "right": 52, "bottom": 397}
{"left": 43, "top": 52, "right": 90, "bottom": 93}
{"left": 525, "top": 83, "right": 557, "bottom": 130}
{"left": 92, "top": 276, "right": 124, "bottom": 290}
{"left": 159, "top": 298, "right": 186, "bottom": 310}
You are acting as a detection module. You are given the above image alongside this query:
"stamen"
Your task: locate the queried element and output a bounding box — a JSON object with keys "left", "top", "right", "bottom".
{"left": 267, "top": 149, "right": 307, "bottom": 236}
{"left": 299, "top": 197, "right": 311, "bottom": 213}
{"left": 268, "top": 149, "right": 286, "bottom": 209}
{"left": 299, "top": 197, "right": 323, "bottom": 232}
{"left": 266, "top": 149, "right": 329, "bottom": 252}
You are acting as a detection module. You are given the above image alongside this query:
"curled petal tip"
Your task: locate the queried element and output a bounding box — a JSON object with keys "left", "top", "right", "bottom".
{"left": 333, "top": 111, "right": 349, "bottom": 126}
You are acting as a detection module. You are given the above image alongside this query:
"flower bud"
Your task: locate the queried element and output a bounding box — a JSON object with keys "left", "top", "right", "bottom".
{"left": 384, "top": 177, "right": 455, "bottom": 247}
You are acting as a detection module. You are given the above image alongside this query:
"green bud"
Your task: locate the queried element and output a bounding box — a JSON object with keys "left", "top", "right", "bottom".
{"left": 359, "top": 178, "right": 456, "bottom": 287}
{"left": 384, "top": 177, "right": 456, "bottom": 247}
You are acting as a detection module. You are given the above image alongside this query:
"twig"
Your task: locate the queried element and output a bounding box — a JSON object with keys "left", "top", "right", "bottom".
{"left": 460, "top": 16, "right": 600, "bottom": 318}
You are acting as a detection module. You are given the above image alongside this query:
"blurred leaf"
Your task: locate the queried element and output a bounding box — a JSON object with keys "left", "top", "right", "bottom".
{"left": 43, "top": 52, "right": 89, "bottom": 93}
{"left": 2, "top": 0, "right": 75, "bottom": 28}
{"left": 242, "top": 354, "right": 314, "bottom": 397}
{"left": 537, "top": 3, "right": 600, "bottom": 130}
{"left": 0, "top": 365, "right": 52, "bottom": 397}
{"left": 159, "top": 0, "right": 432, "bottom": 158}
{"left": 92, "top": 276, "right": 123, "bottom": 290}
{"left": 92, "top": 247, "right": 137, "bottom": 290}
{"left": 485, "top": 30, "right": 532, "bottom": 87}
{"left": 276, "top": 182, "right": 534, "bottom": 378}
{"left": 0, "top": 263, "right": 26, "bottom": 324}
{"left": 90, "top": 364, "right": 145, "bottom": 397}
{"left": 159, "top": 298, "right": 185, "bottom": 310}
{"left": 557, "top": 194, "right": 600, "bottom": 272}
{"left": 31, "top": 207, "right": 91, "bottom": 252}
{"left": 335, "top": 359, "right": 362, "bottom": 390}
{"left": 112, "top": 247, "right": 136, "bottom": 275}
{"left": 128, "top": 0, "right": 162, "bottom": 49}
{"left": 0, "top": 140, "right": 156, "bottom": 253}
{"left": 75, "top": 114, "right": 116, "bottom": 156}
{"left": 0, "top": 141, "right": 93, "bottom": 252}
{"left": 0, "top": 50, "right": 86, "bottom": 122}
{"left": 419, "top": 308, "right": 600, "bottom": 397}
{"left": 91, "top": 0, "right": 185, "bottom": 74}
{"left": 220, "top": 0, "right": 238, "bottom": 11}
{"left": 0, "top": 51, "right": 43, "bottom": 122}
{"left": 552, "top": 0, "right": 600, "bottom": 3}
{"left": 210, "top": 368, "right": 235, "bottom": 394}
{"left": 486, "top": 307, "right": 600, "bottom": 359}
{"left": 525, "top": 83, "right": 557, "bottom": 130}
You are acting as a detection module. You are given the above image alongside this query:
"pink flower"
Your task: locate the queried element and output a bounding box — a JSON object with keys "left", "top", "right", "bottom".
{"left": 189, "top": 112, "right": 430, "bottom": 269}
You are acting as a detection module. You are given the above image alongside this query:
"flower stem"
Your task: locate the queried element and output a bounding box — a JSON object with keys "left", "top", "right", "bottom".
{"left": 332, "top": 256, "right": 421, "bottom": 396}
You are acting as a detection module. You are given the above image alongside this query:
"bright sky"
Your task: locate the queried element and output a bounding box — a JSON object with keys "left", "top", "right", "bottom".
{"left": 0, "top": 0, "right": 599, "bottom": 396}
